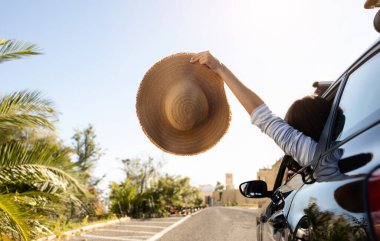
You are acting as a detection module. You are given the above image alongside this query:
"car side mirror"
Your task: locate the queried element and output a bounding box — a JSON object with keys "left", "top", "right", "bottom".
{"left": 239, "top": 180, "right": 269, "bottom": 198}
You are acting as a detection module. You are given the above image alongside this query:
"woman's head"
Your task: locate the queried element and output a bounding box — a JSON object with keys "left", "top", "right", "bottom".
{"left": 285, "top": 95, "right": 332, "bottom": 142}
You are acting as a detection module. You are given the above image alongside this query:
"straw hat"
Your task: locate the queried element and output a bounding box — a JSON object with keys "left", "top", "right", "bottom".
{"left": 136, "top": 53, "right": 231, "bottom": 155}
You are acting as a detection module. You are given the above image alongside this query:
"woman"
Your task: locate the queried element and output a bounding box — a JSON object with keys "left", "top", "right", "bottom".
{"left": 190, "top": 51, "right": 332, "bottom": 168}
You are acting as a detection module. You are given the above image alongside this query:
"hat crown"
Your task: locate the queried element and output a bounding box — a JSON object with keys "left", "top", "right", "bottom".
{"left": 164, "top": 81, "right": 209, "bottom": 131}
{"left": 136, "top": 53, "right": 230, "bottom": 155}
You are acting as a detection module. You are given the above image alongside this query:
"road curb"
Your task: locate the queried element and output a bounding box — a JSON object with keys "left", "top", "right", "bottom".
{"left": 34, "top": 217, "right": 131, "bottom": 241}
{"left": 190, "top": 209, "right": 203, "bottom": 216}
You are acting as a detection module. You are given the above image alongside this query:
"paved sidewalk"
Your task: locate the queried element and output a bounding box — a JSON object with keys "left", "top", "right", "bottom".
{"left": 67, "top": 216, "right": 187, "bottom": 241}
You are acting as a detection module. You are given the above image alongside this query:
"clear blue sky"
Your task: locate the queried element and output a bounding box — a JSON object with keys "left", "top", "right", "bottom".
{"left": 2, "top": 1, "right": 379, "bottom": 190}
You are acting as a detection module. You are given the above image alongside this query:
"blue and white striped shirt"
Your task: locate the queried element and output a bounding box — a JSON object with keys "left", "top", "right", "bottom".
{"left": 251, "top": 104, "right": 344, "bottom": 181}
{"left": 251, "top": 104, "right": 317, "bottom": 166}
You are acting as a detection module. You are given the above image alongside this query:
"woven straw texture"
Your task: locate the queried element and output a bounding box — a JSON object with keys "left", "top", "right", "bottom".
{"left": 136, "top": 53, "right": 231, "bottom": 155}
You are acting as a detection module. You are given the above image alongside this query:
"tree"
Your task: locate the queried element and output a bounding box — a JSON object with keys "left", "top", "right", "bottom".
{"left": 72, "top": 124, "right": 103, "bottom": 185}
{"left": 121, "top": 157, "right": 162, "bottom": 193}
{"left": 110, "top": 174, "right": 203, "bottom": 218}
{"left": 71, "top": 125, "right": 106, "bottom": 218}
{"left": 215, "top": 181, "right": 224, "bottom": 201}
{"left": 0, "top": 39, "right": 86, "bottom": 240}
{"left": 150, "top": 175, "right": 203, "bottom": 216}
{"left": 109, "top": 179, "right": 138, "bottom": 217}
{"left": 0, "top": 91, "right": 72, "bottom": 241}
{"left": 214, "top": 181, "right": 224, "bottom": 192}
{"left": 111, "top": 157, "right": 201, "bottom": 218}
{"left": 109, "top": 156, "right": 162, "bottom": 218}
{"left": 0, "top": 137, "right": 87, "bottom": 240}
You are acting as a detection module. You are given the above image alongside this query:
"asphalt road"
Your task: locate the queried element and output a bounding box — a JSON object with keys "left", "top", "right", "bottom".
{"left": 158, "top": 207, "right": 257, "bottom": 241}
{"left": 67, "top": 207, "right": 257, "bottom": 241}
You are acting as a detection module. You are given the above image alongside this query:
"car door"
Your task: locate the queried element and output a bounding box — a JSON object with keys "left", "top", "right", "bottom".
{"left": 258, "top": 157, "right": 286, "bottom": 241}
{"left": 285, "top": 43, "right": 380, "bottom": 241}
{"left": 258, "top": 156, "right": 306, "bottom": 241}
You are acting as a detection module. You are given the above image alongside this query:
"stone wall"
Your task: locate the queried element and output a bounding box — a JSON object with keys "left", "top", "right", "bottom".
{"left": 207, "top": 159, "right": 282, "bottom": 207}
{"left": 256, "top": 159, "right": 282, "bottom": 191}
{"left": 211, "top": 189, "right": 268, "bottom": 207}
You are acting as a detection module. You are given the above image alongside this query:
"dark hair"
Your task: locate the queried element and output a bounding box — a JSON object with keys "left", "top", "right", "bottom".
{"left": 284, "top": 95, "right": 332, "bottom": 142}
{"left": 283, "top": 95, "right": 332, "bottom": 172}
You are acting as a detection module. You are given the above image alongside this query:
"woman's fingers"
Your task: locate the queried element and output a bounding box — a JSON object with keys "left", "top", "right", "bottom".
{"left": 190, "top": 51, "right": 209, "bottom": 63}
{"left": 189, "top": 55, "right": 200, "bottom": 63}
{"left": 190, "top": 51, "right": 223, "bottom": 73}
{"left": 197, "top": 55, "right": 205, "bottom": 63}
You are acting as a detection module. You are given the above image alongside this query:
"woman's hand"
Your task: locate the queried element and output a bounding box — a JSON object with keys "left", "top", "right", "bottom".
{"left": 190, "top": 51, "right": 224, "bottom": 74}
{"left": 191, "top": 50, "right": 264, "bottom": 114}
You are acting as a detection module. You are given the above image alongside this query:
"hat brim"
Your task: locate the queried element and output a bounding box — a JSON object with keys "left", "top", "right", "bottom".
{"left": 136, "top": 53, "right": 231, "bottom": 155}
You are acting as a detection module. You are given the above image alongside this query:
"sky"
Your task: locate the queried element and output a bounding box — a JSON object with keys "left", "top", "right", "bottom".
{"left": 1, "top": 1, "right": 379, "bottom": 191}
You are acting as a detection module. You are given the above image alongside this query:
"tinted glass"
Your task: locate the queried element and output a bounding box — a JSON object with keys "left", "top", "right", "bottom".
{"left": 334, "top": 52, "right": 380, "bottom": 141}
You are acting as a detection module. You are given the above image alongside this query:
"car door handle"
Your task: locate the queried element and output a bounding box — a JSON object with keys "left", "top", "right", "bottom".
{"left": 268, "top": 210, "right": 286, "bottom": 229}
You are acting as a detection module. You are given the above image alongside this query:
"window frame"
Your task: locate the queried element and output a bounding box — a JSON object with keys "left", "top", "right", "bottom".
{"left": 310, "top": 41, "right": 380, "bottom": 170}
{"left": 326, "top": 49, "right": 380, "bottom": 150}
{"left": 332, "top": 51, "right": 380, "bottom": 141}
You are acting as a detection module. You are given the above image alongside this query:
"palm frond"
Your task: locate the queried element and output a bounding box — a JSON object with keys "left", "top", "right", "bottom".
{"left": 0, "top": 114, "right": 54, "bottom": 131}
{"left": 0, "top": 91, "right": 57, "bottom": 132}
{"left": 0, "top": 194, "right": 31, "bottom": 241}
{"left": 12, "top": 191, "right": 77, "bottom": 223}
{"left": 0, "top": 165, "right": 69, "bottom": 193}
{"left": 10, "top": 164, "right": 85, "bottom": 194}
{"left": 0, "top": 141, "right": 64, "bottom": 167}
{"left": 0, "top": 40, "right": 41, "bottom": 63}
{"left": 0, "top": 142, "right": 86, "bottom": 195}
{"left": 19, "top": 190, "right": 82, "bottom": 210}
{"left": 0, "top": 91, "right": 55, "bottom": 117}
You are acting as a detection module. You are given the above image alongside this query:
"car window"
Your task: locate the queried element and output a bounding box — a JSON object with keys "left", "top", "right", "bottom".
{"left": 333, "top": 52, "right": 380, "bottom": 141}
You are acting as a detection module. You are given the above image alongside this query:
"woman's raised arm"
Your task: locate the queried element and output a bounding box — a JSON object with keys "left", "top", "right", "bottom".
{"left": 190, "top": 51, "right": 264, "bottom": 114}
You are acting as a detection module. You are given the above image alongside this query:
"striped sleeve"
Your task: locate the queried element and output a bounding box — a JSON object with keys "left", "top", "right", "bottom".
{"left": 250, "top": 104, "right": 317, "bottom": 166}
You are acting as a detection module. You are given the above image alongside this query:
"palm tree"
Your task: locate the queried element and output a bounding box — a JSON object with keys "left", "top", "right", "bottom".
{"left": 0, "top": 39, "right": 48, "bottom": 137}
{"left": 0, "top": 39, "right": 86, "bottom": 240}
{"left": 0, "top": 194, "right": 31, "bottom": 241}
{"left": 0, "top": 92, "right": 86, "bottom": 240}
{"left": 0, "top": 141, "right": 86, "bottom": 240}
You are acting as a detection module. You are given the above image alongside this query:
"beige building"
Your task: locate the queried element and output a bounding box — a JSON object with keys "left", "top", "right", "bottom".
{"left": 197, "top": 184, "right": 214, "bottom": 206}
{"left": 211, "top": 189, "right": 267, "bottom": 207}
{"left": 225, "top": 173, "right": 234, "bottom": 190}
{"left": 256, "top": 159, "right": 282, "bottom": 190}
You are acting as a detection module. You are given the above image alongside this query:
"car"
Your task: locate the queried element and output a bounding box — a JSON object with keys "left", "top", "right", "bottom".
{"left": 239, "top": 6, "right": 380, "bottom": 241}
